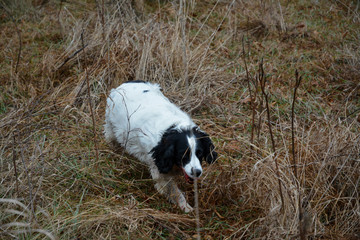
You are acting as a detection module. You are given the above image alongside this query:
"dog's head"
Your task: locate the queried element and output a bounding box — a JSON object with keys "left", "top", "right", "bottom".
{"left": 151, "top": 127, "right": 217, "bottom": 183}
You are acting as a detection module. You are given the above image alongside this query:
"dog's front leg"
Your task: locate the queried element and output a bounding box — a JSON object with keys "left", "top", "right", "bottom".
{"left": 150, "top": 167, "right": 193, "bottom": 212}
{"left": 166, "top": 180, "right": 193, "bottom": 213}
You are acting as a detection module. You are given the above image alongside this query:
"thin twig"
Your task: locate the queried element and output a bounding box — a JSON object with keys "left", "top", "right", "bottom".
{"left": 258, "top": 59, "right": 284, "bottom": 212}
{"left": 194, "top": 178, "right": 201, "bottom": 240}
{"left": 12, "top": 133, "right": 19, "bottom": 195}
{"left": 57, "top": 44, "right": 89, "bottom": 69}
{"left": 291, "top": 69, "right": 304, "bottom": 239}
{"left": 257, "top": 89, "right": 264, "bottom": 143}
{"left": 81, "top": 31, "right": 99, "bottom": 163}
{"left": 291, "top": 70, "right": 302, "bottom": 182}
{"left": 241, "top": 36, "right": 255, "bottom": 147}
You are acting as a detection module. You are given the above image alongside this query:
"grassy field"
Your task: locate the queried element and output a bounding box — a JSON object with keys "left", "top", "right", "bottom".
{"left": 1, "top": 0, "right": 359, "bottom": 239}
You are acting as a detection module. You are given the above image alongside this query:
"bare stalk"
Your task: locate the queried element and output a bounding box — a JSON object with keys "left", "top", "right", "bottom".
{"left": 12, "top": 133, "right": 19, "bottom": 195}
{"left": 81, "top": 31, "right": 100, "bottom": 163}
{"left": 291, "top": 70, "right": 302, "bottom": 181}
{"left": 291, "top": 69, "right": 304, "bottom": 239}
{"left": 256, "top": 92, "right": 264, "bottom": 142}
{"left": 241, "top": 36, "right": 255, "bottom": 147}
{"left": 194, "top": 178, "right": 201, "bottom": 240}
{"left": 58, "top": 44, "right": 88, "bottom": 69}
{"left": 258, "top": 59, "right": 284, "bottom": 212}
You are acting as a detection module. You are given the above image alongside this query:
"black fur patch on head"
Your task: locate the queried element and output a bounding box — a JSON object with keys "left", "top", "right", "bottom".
{"left": 151, "top": 127, "right": 193, "bottom": 174}
{"left": 193, "top": 127, "right": 218, "bottom": 164}
{"left": 125, "top": 80, "right": 147, "bottom": 84}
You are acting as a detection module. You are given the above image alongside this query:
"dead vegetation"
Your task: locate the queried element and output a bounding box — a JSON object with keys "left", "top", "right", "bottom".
{"left": 1, "top": 0, "right": 359, "bottom": 239}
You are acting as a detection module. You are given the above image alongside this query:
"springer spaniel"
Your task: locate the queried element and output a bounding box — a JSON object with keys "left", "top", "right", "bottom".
{"left": 104, "top": 81, "right": 217, "bottom": 212}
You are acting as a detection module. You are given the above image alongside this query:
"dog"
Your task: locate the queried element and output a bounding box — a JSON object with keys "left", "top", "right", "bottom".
{"left": 104, "top": 81, "right": 217, "bottom": 212}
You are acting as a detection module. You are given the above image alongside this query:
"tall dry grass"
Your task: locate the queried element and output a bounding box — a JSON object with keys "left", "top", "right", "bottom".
{"left": 1, "top": 0, "right": 359, "bottom": 239}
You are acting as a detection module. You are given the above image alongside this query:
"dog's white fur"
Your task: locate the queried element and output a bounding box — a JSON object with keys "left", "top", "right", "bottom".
{"left": 104, "top": 81, "right": 200, "bottom": 212}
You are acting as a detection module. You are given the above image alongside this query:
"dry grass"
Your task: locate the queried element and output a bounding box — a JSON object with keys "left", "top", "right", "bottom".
{"left": 1, "top": 0, "right": 359, "bottom": 239}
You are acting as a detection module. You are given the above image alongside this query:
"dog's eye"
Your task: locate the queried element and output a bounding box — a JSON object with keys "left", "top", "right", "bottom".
{"left": 196, "top": 149, "right": 203, "bottom": 157}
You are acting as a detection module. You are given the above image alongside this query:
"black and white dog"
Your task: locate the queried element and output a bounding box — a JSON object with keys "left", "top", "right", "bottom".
{"left": 104, "top": 81, "right": 217, "bottom": 212}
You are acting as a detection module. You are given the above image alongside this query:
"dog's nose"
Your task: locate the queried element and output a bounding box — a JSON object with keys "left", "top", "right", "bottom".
{"left": 191, "top": 168, "right": 202, "bottom": 178}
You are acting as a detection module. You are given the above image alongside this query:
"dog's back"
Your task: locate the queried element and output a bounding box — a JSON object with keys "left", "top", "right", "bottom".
{"left": 104, "top": 81, "right": 194, "bottom": 158}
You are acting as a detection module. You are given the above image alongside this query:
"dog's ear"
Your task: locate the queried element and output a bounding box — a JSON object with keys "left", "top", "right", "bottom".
{"left": 193, "top": 127, "right": 218, "bottom": 164}
{"left": 151, "top": 135, "right": 176, "bottom": 174}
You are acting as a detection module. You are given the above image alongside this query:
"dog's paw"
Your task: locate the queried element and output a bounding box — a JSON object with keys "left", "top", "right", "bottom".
{"left": 180, "top": 202, "right": 193, "bottom": 213}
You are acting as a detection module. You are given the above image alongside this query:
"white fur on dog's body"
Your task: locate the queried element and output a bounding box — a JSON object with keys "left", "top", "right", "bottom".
{"left": 104, "top": 82, "right": 198, "bottom": 212}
